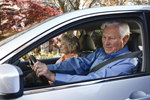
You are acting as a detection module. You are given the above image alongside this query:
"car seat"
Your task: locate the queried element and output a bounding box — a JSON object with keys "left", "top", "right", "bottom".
{"left": 78, "top": 30, "right": 96, "bottom": 57}
{"left": 127, "top": 33, "right": 142, "bottom": 73}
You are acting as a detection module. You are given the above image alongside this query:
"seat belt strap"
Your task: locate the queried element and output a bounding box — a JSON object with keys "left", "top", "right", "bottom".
{"left": 90, "top": 51, "right": 142, "bottom": 73}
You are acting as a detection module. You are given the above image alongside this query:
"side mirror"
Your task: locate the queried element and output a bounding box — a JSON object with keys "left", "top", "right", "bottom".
{"left": 0, "top": 64, "right": 23, "bottom": 99}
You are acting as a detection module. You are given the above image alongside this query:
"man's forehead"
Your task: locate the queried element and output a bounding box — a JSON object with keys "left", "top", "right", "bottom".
{"left": 102, "top": 34, "right": 120, "bottom": 37}
{"left": 102, "top": 25, "right": 120, "bottom": 35}
{"left": 102, "top": 32, "right": 121, "bottom": 38}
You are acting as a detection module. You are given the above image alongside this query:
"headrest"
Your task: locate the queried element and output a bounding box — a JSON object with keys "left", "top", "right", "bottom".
{"left": 79, "top": 31, "right": 96, "bottom": 51}
{"left": 128, "top": 33, "right": 141, "bottom": 52}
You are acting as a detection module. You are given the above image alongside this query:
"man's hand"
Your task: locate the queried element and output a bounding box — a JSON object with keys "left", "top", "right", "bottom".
{"left": 31, "top": 61, "right": 56, "bottom": 82}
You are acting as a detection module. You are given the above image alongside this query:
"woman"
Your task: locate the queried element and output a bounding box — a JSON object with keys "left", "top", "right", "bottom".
{"left": 48, "top": 33, "right": 80, "bottom": 85}
{"left": 56, "top": 33, "right": 80, "bottom": 63}
{"left": 28, "top": 33, "right": 80, "bottom": 85}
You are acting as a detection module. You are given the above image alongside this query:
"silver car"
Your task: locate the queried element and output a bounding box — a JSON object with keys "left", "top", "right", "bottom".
{"left": 0, "top": 6, "right": 150, "bottom": 100}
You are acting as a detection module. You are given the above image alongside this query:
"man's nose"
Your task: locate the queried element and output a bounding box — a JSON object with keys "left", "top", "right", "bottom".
{"left": 104, "top": 38, "right": 110, "bottom": 45}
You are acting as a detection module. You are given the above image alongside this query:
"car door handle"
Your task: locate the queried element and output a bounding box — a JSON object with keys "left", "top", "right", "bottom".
{"left": 125, "top": 91, "right": 150, "bottom": 100}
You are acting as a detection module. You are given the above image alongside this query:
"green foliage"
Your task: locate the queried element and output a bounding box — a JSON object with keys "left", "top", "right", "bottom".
{"left": 92, "top": 30, "right": 103, "bottom": 49}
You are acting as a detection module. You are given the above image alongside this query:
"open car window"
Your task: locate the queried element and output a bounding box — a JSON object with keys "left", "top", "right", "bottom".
{"left": 20, "top": 31, "right": 82, "bottom": 61}
{"left": 16, "top": 18, "right": 144, "bottom": 91}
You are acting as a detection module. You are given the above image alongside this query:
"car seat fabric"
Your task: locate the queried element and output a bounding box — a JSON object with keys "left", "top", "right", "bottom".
{"left": 128, "top": 33, "right": 141, "bottom": 52}
{"left": 78, "top": 31, "right": 96, "bottom": 57}
{"left": 127, "top": 33, "right": 142, "bottom": 73}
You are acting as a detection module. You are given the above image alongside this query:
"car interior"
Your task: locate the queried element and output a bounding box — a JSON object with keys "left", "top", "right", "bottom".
{"left": 15, "top": 19, "right": 143, "bottom": 89}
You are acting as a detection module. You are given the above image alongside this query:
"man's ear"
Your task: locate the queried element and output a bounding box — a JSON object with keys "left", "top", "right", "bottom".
{"left": 123, "top": 35, "right": 129, "bottom": 46}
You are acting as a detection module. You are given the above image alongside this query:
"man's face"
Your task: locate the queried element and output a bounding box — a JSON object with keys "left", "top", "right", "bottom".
{"left": 102, "top": 25, "right": 128, "bottom": 54}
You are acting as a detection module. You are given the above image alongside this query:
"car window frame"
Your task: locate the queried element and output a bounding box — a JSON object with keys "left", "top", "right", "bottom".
{"left": 7, "top": 11, "right": 150, "bottom": 90}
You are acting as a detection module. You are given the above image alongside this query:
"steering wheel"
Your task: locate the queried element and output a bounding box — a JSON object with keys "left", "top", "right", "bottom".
{"left": 25, "top": 55, "right": 49, "bottom": 87}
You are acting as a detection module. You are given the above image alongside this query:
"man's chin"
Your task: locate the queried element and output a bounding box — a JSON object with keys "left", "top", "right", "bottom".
{"left": 105, "top": 50, "right": 112, "bottom": 54}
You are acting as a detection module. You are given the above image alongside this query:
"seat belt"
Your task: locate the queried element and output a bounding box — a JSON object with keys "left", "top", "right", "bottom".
{"left": 90, "top": 51, "right": 142, "bottom": 73}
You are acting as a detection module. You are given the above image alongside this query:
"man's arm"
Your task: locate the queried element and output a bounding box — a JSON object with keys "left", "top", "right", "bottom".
{"left": 33, "top": 48, "right": 102, "bottom": 83}
{"left": 47, "top": 48, "right": 102, "bottom": 75}
{"left": 54, "top": 57, "right": 138, "bottom": 84}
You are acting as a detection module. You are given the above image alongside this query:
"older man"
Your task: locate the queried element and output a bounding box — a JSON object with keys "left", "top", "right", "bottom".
{"left": 32, "top": 21, "right": 138, "bottom": 84}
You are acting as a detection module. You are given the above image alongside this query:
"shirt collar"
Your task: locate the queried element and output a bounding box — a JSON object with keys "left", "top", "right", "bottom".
{"left": 102, "top": 45, "right": 129, "bottom": 58}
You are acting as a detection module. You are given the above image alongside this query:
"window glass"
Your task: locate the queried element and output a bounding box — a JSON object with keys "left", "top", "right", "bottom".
{"left": 20, "top": 19, "right": 144, "bottom": 89}
{"left": 20, "top": 36, "right": 62, "bottom": 61}
{"left": 20, "top": 30, "right": 81, "bottom": 61}
{"left": 91, "top": 30, "right": 103, "bottom": 49}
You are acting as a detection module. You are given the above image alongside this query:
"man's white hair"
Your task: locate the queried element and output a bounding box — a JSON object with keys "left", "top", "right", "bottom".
{"left": 101, "top": 21, "right": 130, "bottom": 38}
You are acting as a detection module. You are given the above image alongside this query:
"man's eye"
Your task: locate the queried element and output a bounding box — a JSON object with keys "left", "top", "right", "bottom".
{"left": 110, "top": 37, "right": 115, "bottom": 40}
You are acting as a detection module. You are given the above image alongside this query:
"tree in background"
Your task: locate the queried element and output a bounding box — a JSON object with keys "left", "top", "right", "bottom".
{"left": 0, "top": 0, "right": 63, "bottom": 61}
{"left": 40, "top": 0, "right": 150, "bottom": 13}
{"left": 0, "top": 0, "right": 62, "bottom": 41}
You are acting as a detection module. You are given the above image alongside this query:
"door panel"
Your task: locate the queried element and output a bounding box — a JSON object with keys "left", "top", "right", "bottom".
{"left": 126, "top": 91, "right": 150, "bottom": 100}
{"left": 18, "top": 75, "right": 150, "bottom": 100}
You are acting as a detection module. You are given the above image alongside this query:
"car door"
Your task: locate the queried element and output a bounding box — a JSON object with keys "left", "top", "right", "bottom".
{"left": 3, "top": 7, "right": 150, "bottom": 100}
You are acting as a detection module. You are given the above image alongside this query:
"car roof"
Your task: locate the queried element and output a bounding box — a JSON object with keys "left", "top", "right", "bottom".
{"left": 0, "top": 5, "right": 149, "bottom": 64}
